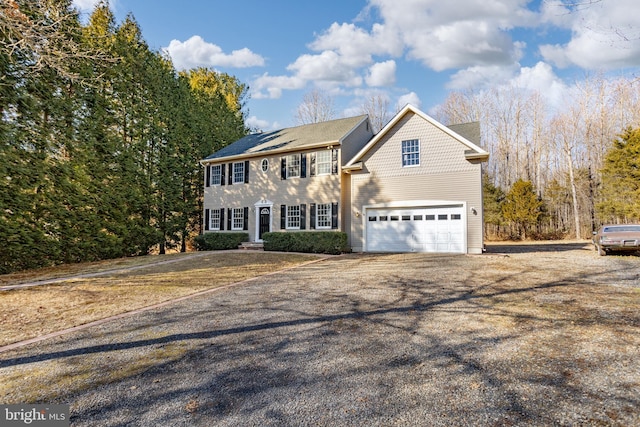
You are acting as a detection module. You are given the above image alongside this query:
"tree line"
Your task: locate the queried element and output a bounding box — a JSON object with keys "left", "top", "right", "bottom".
{"left": 432, "top": 76, "right": 640, "bottom": 240}
{"left": 0, "top": 0, "right": 248, "bottom": 273}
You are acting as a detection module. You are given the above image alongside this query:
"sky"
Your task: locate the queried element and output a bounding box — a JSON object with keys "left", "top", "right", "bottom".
{"left": 72, "top": 0, "right": 640, "bottom": 131}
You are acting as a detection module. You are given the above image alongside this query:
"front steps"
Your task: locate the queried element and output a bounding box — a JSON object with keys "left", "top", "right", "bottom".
{"left": 238, "top": 242, "right": 264, "bottom": 250}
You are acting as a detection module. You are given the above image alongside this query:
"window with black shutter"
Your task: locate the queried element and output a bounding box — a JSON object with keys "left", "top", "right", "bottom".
{"left": 280, "top": 205, "right": 286, "bottom": 229}
{"left": 331, "top": 202, "right": 339, "bottom": 229}
{"left": 310, "top": 203, "right": 316, "bottom": 229}
{"left": 300, "top": 204, "right": 306, "bottom": 230}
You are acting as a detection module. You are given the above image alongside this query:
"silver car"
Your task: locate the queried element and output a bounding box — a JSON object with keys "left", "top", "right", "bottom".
{"left": 592, "top": 224, "right": 640, "bottom": 256}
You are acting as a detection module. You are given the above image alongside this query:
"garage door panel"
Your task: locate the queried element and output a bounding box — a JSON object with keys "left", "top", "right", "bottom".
{"left": 366, "top": 205, "right": 464, "bottom": 253}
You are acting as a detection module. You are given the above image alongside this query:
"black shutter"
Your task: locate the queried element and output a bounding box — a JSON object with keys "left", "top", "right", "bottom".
{"left": 331, "top": 202, "right": 339, "bottom": 229}
{"left": 281, "top": 157, "right": 286, "bottom": 180}
{"left": 300, "top": 204, "right": 306, "bottom": 230}
{"left": 310, "top": 153, "right": 316, "bottom": 176}
{"left": 244, "top": 160, "right": 249, "bottom": 183}
{"left": 331, "top": 149, "right": 339, "bottom": 175}
{"left": 227, "top": 208, "right": 232, "bottom": 230}
{"left": 228, "top": 163, "right": 233, "bottom": 185}
{"left": 301, "top": 154, "right": 307, "bottom": 178}
{"left": 220, "top": 208, "right": 225, "bottom": 230}
{"left": 221, "top": 164, "right": 226, "bottom": 186}
{"left": 280, "top": 205, "right": 286, "bottom": 229}
{"left": 243, "top": 207, "right": 249, "bottom": 230}
{"left": 206, "top": 165, "right": 211, "bottom": 187}
{"left": 204, "top": 209, "right": 210, "bottom": 231}
{"left": 310, "top": 203, "right": 316, "bottom": 229}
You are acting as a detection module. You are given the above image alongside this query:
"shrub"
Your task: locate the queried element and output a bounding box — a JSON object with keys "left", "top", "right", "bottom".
{"left": 193, "top": 232, "right": 249, "bottom": 251}
{"left": 262, "top": 231, "right": 349, "bottom": 255}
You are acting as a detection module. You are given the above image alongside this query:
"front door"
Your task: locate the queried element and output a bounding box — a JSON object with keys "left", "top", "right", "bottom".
{"left": 259, "top": 207, "right": 271, "bottom": 240}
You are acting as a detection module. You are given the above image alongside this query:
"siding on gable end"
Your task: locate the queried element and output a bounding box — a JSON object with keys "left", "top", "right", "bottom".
{"left": 360, "top": 112, "right": 477, "bottom": 178}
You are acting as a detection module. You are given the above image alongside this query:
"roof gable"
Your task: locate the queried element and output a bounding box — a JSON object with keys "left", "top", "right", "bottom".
{"left": 203, "top": 115, "right": 369, "bottom": 163}
{"left": 344, "top": 104, "right": 489, "bottom": 167}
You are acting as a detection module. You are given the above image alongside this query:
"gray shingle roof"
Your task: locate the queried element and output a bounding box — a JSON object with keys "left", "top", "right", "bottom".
{"left": 203, "top": 115, "right": 368, "bottom": 161}
{"left": 447, "top": 122, "right": 480, "bottom": 145}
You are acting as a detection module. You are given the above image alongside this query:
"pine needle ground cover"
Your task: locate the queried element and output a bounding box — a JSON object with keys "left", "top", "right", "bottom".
{"left": 0, "top": 252, "right": 317, "bottom": 347}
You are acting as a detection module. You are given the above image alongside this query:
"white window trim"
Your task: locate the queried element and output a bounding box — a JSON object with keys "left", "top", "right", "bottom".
{"left": 231, "top": 207, "right": 244, "bottom": 230}
{"left": 210, "top": 209, "right": 221, "bottom": 230}
{"left": 402, "top": 139, "right": 420, "bottom": 168}
{"left": 286, "top": 205, "right": 301, "bottom": 229}
{"left": 316, "top": 150, "right": 331, "bottom": 176}
{"left": 210, "top": 164, "right": 222, "bottom": 186}
{"left": 232, "top": 162, "right": 245, "bottom": 184}
{"left": 286, "top": 154, "right": 301, "bottom": 179}
{"left": 316, "top": 203, "right": 332, "bottom": 229}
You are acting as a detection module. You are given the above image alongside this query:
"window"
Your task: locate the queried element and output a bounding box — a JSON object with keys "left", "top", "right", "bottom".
{"left": 425, "top": 215, "right": 435, "bottom": 220}
{"left": 402, "top": 215, "right": 411, "bottom": 221}
{"left": 232, "top": 208, "right": 244, "bottom": 230}
{"left": 287, "top": 205, "right": 300, "bottom": 229}
{"left": 286, "top": 154, "right": 300, "bottom": 178}
{"left": 261, "top": 159, "right": 269, "bottom": 172}
{"left": 368, "top": 216, "right": 377, "bottom": 221}
{"left": 402, "top": 139, "right": 420, "bottom": 167}
{"left": 413, "top": 215, "right": 423, "bottom": 220}
{"left": 451, "top": 214, "right": 462, "bottom": 220}
{"left": 233, "top": 162, "right": 245, "bottom": 184}
{"left": 438, "top": 214, "right": 448, "bottom": 220}
{"left": 316, "top": 203, "right": 332, "bottom": 229}
{"left": 210, "top": 209, "right": 221, "bottom": 230}
{"left": 210, "top": 165, "right": 222, "bottom": 186}
{"left": 316, "top": 151, "right": 331, "bottom": 175}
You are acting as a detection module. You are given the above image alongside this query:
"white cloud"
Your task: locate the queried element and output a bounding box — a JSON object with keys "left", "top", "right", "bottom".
{"left": 447, "top": 64, "right": 519, "bottom": 90}
{"left": 287, "top": 51, "right": 362, "bottom": 86}
{"left": 309, "top": 22, "right": 402, "bottom": 67}
{"left": 72, "top": 0, "right": 103, "bottom": 11}
{"left": 165, "top": 36, "right": 265, "bottom": 70}
{"left": 366, "top": 60, "right": 396, "bottom": 87}
{"left": 540, "top": 0, "right": 640, "bottom": 69}
{"left": 369, "top": 0, "right": 534, "bottom": 71}
{"left": 252, "top": 73, "right": 306, "bottom": 99}
{"left": 396, "top": 92, "right": 421, "bottom": 110}
{"left": 246, "top": 116, "right": 279, "bottom": 131}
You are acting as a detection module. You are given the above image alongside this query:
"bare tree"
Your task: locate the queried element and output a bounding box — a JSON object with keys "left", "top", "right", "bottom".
{"left": 295, "top": 89, "right": 335, "bottom": 124}
{"left": 360, "top": 94, "right": 391, "bottom": 133}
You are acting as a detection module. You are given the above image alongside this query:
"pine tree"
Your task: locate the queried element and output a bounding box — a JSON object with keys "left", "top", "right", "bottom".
{"left": 502, "top": 179, "right": 543, "bottom": 240}
{"left": 597, "top": 128, "right": 640, "bottom": 223}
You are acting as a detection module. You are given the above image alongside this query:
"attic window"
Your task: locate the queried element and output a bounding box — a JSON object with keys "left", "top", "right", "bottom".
{"left": 261, "top": 159, "right": 269, "bottom": 172}
{"left": 402, "top": 139, "right": 420, "bottom": 167}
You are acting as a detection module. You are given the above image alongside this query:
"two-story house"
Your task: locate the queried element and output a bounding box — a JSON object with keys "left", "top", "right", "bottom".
{"left": 201, "top": 104, "right": 489, "bottom": 254}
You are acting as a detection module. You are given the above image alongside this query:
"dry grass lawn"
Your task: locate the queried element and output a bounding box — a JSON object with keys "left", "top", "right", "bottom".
{"left": 0, "top": 252, "right": 318, "bottom": 347}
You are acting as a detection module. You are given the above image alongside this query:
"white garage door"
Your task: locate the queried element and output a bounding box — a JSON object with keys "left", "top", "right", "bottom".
{"left": 365, "top": 206, "right": 465, "bottom": 253}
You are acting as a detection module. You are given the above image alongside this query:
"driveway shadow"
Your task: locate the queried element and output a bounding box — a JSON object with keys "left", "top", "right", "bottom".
{"left": 485, "top": 241, "right": 592, "bottom": 254}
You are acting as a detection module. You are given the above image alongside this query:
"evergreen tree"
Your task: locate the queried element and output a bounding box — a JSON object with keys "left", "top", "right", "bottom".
{"left": 502, "top": 179, "right": 543, "bottom": 240}
{"left": 597, "top": 128, "right": 640, "bottom": 223}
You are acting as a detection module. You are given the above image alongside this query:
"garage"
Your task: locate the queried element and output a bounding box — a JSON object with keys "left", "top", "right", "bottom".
{"left": 365, "top": 205, "right": 465, "bottom": 253}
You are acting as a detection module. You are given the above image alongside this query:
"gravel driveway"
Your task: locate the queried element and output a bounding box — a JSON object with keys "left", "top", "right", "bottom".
{"left": 1, "top": 243, "right": 639, "bottom": 426}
